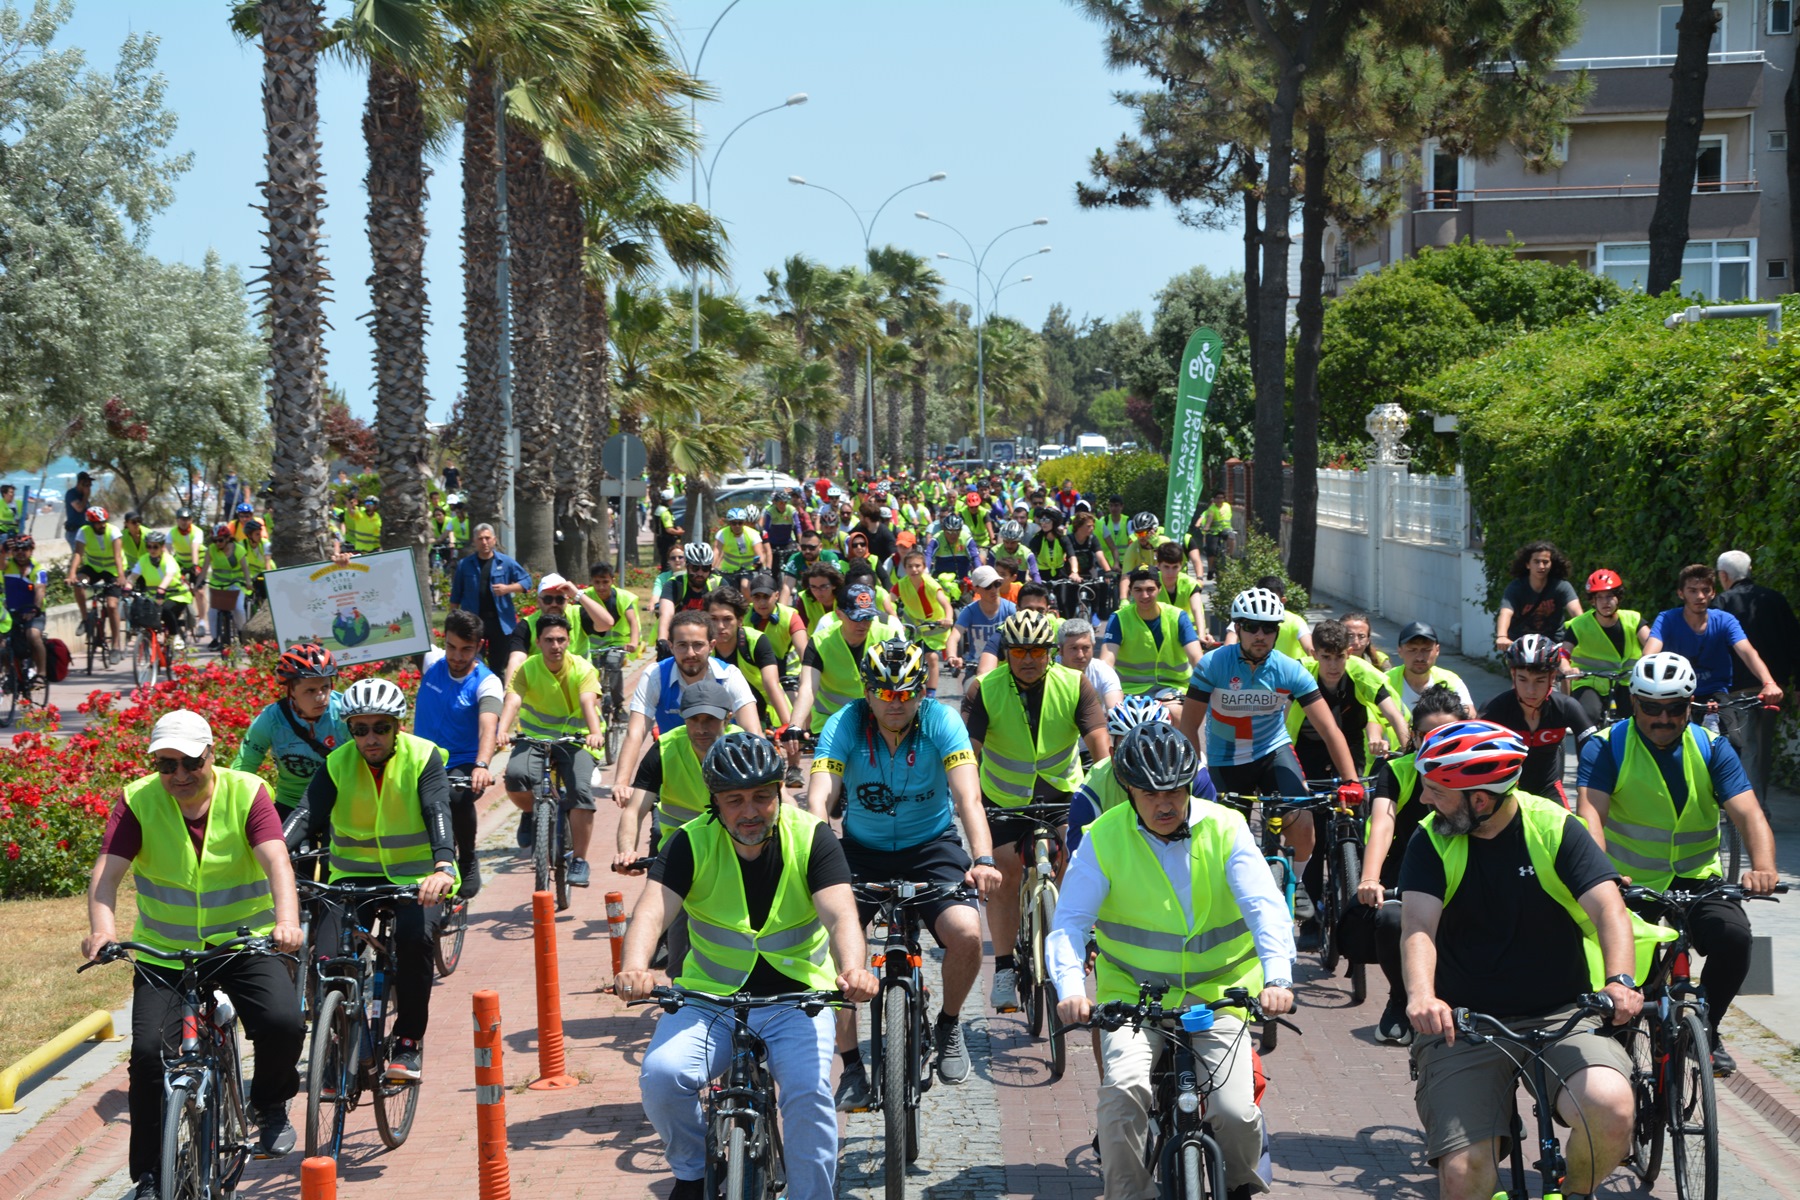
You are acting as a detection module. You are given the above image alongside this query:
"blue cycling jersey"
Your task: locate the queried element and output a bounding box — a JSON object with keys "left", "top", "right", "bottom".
{"left": 1189, "top": 645, "right": 1320, "bottom": 766}
{"left": 814, "top": 699, "right": 975, "bottom": 852}
{"left": 232, "top": 692, "right": 350, "bottom": 809}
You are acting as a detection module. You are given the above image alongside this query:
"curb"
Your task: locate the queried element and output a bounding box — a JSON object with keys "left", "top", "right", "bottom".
{"left": 1728, "top": 1055, "right": 1800, "bottom": 1149}
{"left": 0, "top": 1059, "right": 128, "bottom": 1198}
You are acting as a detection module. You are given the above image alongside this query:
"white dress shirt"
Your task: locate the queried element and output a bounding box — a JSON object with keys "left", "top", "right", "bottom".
{"left": 1046, "top": 795, "right": 1296, "bottom": 1005}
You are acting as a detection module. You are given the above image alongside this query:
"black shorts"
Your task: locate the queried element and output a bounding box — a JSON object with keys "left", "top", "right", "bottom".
{"left": 980, "top": 793, "right": 1069, "bottom": 852}
{"left": 76, "top": 565, "right": 122, "bottom": 594}
{"left": 1208, "top": 745, "right": 1309, "bottom": 798}
{"left": 841, "top": 826, "right": 975, "bottom": 940}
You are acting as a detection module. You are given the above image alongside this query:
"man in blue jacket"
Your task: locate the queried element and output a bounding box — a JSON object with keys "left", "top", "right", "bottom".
{"left": 449, "top": 523, "right": 534, "bottom": 681}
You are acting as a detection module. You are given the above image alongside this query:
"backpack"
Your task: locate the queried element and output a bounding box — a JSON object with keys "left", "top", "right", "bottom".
{"left": 46, "top": 637, "right": 71, "bottom": 682}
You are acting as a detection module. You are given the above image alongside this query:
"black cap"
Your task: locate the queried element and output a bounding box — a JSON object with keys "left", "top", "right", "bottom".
{"left": 1398, "top": 621, "right": 1439, "bottom": 645}
{"left": 747, "top": 571, "right": 778, "bottom": 596}
{"left": 679, "top": 679, "right": 733, "bottom": 719}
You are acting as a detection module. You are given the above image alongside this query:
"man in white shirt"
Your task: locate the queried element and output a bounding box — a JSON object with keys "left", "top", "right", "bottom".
{"left": 1058, "top": 617, "right": 1123, "bottom": 710}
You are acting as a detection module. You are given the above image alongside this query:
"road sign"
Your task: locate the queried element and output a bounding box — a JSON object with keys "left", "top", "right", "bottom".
{"left": 602, "top": 433, "right": 647, "bottom": 481}
{"left": 597, "top": 479, "right": 647, "bottom": 497}
{"left": 763, "top": 438, "right": 782, "bottom": 467}
{"left": 842, "top": 435, "right": 860, "bottom": 455}
{"left": 989, "top": 440, "right": 1016, "bottom": 463}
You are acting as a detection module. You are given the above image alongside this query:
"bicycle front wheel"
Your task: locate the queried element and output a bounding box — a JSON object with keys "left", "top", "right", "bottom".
{"left": 1720, "top": 815, "right": 1743, "bottom": 885}
{"left": 132, "top": 634, "right": 156, "bottom": 687}
{"left": 1669, "top": 1010, "right": 1719, "bottom": 1200}
{"left": 159, "top": 1082, "right": 207, "bottom": 1200}
{"left": 883, "top": 987, "right": 909, "bottom": 1200}
{"left": 1626, "top": 1014, "right": 1665, "bottom": 1185}
{"left": 1179, "top": 1139, "right": 1207, "bottom": 1200}
{"left": 1046, "top": 979, "right": 1068, "bottom": 1081}
{"left": 605, "top": 709, "right": 626, "bottom": 766}
{"left": 554, "top": 810, "right": 572, "bottom": 912}
{"left": 306, "top": 989, "right": 350, "bottom": 1159}
{"left": 533, "top": 798, "right": 555, "bottom": 896}
{"left": 724, "top": 1121, "right": 759, "bottom": 1200}
{"left": 434, "top": 900, "right": 467, "bottom": 977}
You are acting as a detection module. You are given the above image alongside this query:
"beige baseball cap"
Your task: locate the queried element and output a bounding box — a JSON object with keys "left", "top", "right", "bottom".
{"left": 148, "top": 710, "right": 214, "bottom": 758}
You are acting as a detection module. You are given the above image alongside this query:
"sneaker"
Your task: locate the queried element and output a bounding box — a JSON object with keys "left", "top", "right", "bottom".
{"left": 1712, "top": 1043, "right": 1738, "bottom": 1078}
{"left": 1295, "top": 916, "right": 1320, "bottom": 950}
{"left": 784, "top": 764, "right": 806, "bottom": 789}
{"left": 834, "top": 1062, "right": 871, "bottom": 1112}
{"left": 935, "top": 1019, "right": 971, "bottom": 1085}
{"left": 516, "top": 814, "right": 534, "bottom": 850}
{"left": 669, "top": 1179, "right": 708, "bottom": 1200}
{"left": 568, "top": 857, "right": 591, "bottom": 887}
{"left": 252, "top": 1103, "right": 296, "bottom": 1158}
{"left": 173, "top": 634, "right": 187, "bottom": 650}
{"left": 134, "top": 1174, "right": 159, "bottom": 1199}
{"left": 458, "top": 861, "right": 482, "bottom": 901}
{"left": 989, "top": 967, "right": 1020, "bottom": 1013}
{"left": 386, "top": 1037, "right": 423, "bottom": 1083}
{"left": 1375, "top": 999, "right": 1414, "bottom": 1046}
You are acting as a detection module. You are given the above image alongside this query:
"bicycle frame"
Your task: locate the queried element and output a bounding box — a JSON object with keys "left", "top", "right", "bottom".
{"left": 857, "top": 881, "right": 962, "bottom": 1116}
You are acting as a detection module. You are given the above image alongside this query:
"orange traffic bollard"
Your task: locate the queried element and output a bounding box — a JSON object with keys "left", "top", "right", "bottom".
{"left": 605, "top": 891, "right": 627, "bottom": 976}
{"left": 528, "top": 890, "right": 577, "bottom": 1090}
{"left": 472, "top": 989, "right": 512, "bottom": 1200}
{"left": 300, "top": 1156, "right": 336, "bottom": 1200}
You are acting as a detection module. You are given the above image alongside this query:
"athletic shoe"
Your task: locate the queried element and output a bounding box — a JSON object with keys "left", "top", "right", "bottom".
{"left": 134, "top": 1175, "right": 159, "bottom": 1199}
{"left": 568, "top": 857, "right": 591, "bottom": 887}
{"left": 784, "top": 765, "right": 806, "bottom": 789}
{"left": 1712, "top": 1044, "right": 1737, "bottom": 1078}
{"left": 516, "top": 814, "right": 534, "bottom": 850}
{"left": 386, "top": 1038, "right": 423, "bottom": 1083}
{"left": 935, "top": 1020, "right": 971, "bottom": 1085}
{"left": 458, "top": 861, "right": 482, "bottom": 900}
{"left": 989, "top": 967, "right": 1020, "bottom": 1013}
{"left": 1375, "top": 1000, "right": 1414, "bottom": 1046}
{"left": 253, "top": 1103, "right": 295, "bottom": 1158}
{"left": 834, "top": 1063, "right": 871, "bottom": 1112}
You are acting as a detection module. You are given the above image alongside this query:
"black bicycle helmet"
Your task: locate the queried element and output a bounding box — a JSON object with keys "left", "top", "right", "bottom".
{"left": 1112, "top": 722, "right": 1200, "bottom": 793}
{"left": 939, "top": 513, "right": 965, "bottom": 533}
{"left": 1503, "top": 633, "right": 1561, "bottom": 671}
{"left": 701, "top": 731, "right": 785, "bottom": 792}
{"left": 174, "top": 506, "right": 194, "bottom": 521}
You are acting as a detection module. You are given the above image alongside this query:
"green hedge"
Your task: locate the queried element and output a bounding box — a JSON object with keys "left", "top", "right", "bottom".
{"left": 1429, "top": 292, "right": 1800, "bottom": 606}
{"left": 1053, "top": 451, "right": 1170, "bottom": 519}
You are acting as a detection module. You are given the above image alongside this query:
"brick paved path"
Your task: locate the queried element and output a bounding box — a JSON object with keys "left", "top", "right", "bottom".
{"left": 12, "top": 746, "right": 1800, "bottom": 1199}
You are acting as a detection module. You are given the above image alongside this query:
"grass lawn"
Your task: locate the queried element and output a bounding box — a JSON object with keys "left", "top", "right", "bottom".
{"left": 0, "top": 884, "right": 136, "bottom": 1069}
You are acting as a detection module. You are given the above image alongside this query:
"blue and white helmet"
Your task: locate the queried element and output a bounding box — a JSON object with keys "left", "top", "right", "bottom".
{"left": 1107, "top": 692, "right": 1170, "bottom": 738}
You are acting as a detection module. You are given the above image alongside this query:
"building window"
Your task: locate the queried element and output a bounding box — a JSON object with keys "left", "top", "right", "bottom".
{"left": 1770, "top": 259, "right": 1789, "bottom": 279}
{"left": 1772, "top": 0, "right": 1793, "bottom": 34}
{"left": 1660, "top": 134, "right": 1727, "bottom": 190}
{"left": 1422, "top": 139, "right": 1468, "bottom": 209}
{"left": 1660, "top": 4, "right": 1726, "bottom": 55}
{"left": 1770, "top": 130, "right": 1788, "bottom": 151}
{"left": 1597, "top": 240, "right": 1753, "bottom": 299}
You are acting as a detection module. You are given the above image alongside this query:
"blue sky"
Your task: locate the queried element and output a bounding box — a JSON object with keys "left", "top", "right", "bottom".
{"left": 53, "top": 0, "right": 1246, "bottom": 422}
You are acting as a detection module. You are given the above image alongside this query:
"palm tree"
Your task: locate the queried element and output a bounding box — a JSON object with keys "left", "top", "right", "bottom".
{"left": 960, "top": 317, "right": 1048, "bottom": 435}
{"left": 243, "top": 0, "right": 332, "bottom": 565}
{"left": 866, "top": 246, "right": 948, "bottom": 474}
{"left": 760, "top": 257, "right": 871, "bottom": 476}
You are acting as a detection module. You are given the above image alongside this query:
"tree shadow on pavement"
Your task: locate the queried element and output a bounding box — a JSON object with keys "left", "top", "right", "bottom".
{"left": 1269, "top": 1126, "right": 1432, "bottom": 1197}
{"left": 503, "top": 1099, "right": 659, "bottom": 1152}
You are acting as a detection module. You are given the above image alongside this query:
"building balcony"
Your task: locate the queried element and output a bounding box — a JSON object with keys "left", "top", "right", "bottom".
{"left": 1411, "top": 181, "right": 1761, "bottom": 249}
{"left": 1555, "top": 52, "right": 1766, "bottom": 117}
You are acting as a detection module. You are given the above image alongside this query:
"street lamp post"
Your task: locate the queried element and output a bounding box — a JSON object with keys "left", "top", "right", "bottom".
{"left": 788, "top": 172, "right": 947, "bottom": 473}
{"left": 919, "top": 214, "right": 1049, "bottom": 461}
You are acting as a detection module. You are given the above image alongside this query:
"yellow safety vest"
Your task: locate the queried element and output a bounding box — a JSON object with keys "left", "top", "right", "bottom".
{"left": 652, "top": 724, "right": 726, "bottom": 830}
{"left": 126, "top": 768, "right": 276, "bottom": 970}
{"left": 809, "top": 615, "right": 904, "bottom": 733}
{"left": 511, "top": 652, "right": 602, "bottom": 740}
{"left": 586, "top": 586, "right": 637, "bottom": 650}
{"left": 134, "top": 552, "right": 193, "bottom": 605}
{"left": 1119, "top": 534, "right": 1172, "bottom": 574}
{"left": 1086, "top": 797, "right": 1264, "bottom": 1006}
{"left": 323, "top": 732, "right": 448, "bottom": 885}
{"left": 977, "top": 662, "right": 1085, "bottom": 803}
{"left": 1114, "top": 603, "right": 1191, "bottom": 695}
{"left": 527, "top": 610, "right": 590, "bottom": 660}
{"left": 674, "top": 804, "right": 837, "bottom": 994}
{"left": 718, "top": 527, "right": 761, "bottom": 572}
{"left": 207, "top": 543, "right": 246, "bottom": 591}
{"left": 239, "top": 540, "right": 274, "bottom": 581}
{"left": 345, "top": 508, "right": 382, "bottom": 553}
{"left": 1567, "top": 610, "right": 1642, "bottom": 695}
{"left": 1367, "top": 753, "right": 1420, "bottom": 846}
{"left": 169, "top": 525, "right": 203, "bottom": 568}
{"left": 76, "top": 524, "right": 122, "bottom": 574}
{"left": 748, "top": 603, "right": 799, "bottom": 660}
{"left": 121, "top": 529, "right": 147, "bottom": 566}
{"left": 1603, "top": 722, "right": 1723, "bottom": 890}
{"left": 1097, "top": 515, "right": 1131, "bottom": 560}
{"left": 895, "top": 574, "right": 953, "bottom": 651}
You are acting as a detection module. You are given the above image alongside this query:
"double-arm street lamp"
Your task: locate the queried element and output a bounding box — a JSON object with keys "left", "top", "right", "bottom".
{"left": 918, "top": 213, "right": 1050, "bottom": 461}
{"left": 789, "top": 171, "right": 947, "bottom": 472}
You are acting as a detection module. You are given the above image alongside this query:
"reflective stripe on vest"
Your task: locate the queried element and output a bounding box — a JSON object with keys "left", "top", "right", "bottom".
{"left": 1567, "top": 610, "right": 1642, "bottom": 693}
{"left": 673, "top": 805, "right": 836, "bottom": 994}
{"left": 513, "top": 653, "right": 600, "bottom": 740}
{"left": 1114, "top": 604, "right": 1190, "bottom": 694}
{"left": 135, "top": 553, "right": 193, "bottom": 604}
{"left": 811, "top": 617, "right": 904, "bottom": 733}
{"left": 324, "top": 732, "right": 447, "bottom": 883}
{"left": 1086, "top": 798, "right": 1264, "bottom": 1006}
{"left": 1603, "top": 722, "right": 1722, "bottom": 889}
{"left": 126, "top": 767, "right": 275, "bottom": 969}
{"left": 208, "top": 544, "right": 245, "bottom": 590}
{"left": 977, "top": 663, "right": 1085, "bottom": 803}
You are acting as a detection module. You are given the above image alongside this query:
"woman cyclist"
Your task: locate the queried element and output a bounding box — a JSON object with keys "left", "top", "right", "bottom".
{"left": 233, "top": 643, "right": 349, "bottom": 820}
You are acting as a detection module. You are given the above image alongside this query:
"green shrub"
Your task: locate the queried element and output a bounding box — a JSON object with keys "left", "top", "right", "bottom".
{"left": 1055, "top": 451, "right": 1169, "bottom": 518}
{"left": 1216, "top": 529, "right": 1309, "bottom": 615}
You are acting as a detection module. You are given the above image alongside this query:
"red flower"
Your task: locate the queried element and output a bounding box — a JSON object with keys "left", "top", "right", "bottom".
{"left": 4, "top": 844, "right": 18, "bottom": 861}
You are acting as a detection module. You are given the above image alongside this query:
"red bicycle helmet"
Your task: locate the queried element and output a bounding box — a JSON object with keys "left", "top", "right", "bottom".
{"left": 277, "top": 643, "right": 338, "bottom": 682}
{"left": 1416, "top": 720, "right": 1528, "bottom": 793}
{"left": 1585, "top": 568, "right": 1623, "bottom": 594}
{"left": 85, "top": 506, "right": 108, "bottom": 523}
{"left": 9, "top": 534, "right": 33, "bottom": 552}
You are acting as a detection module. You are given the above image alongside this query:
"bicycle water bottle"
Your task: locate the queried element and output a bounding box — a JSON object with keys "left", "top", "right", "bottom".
{"left": 370, "top": 969, "right": 386, "bottom": 1022}
{"left": 211, "top": 990, "right": 236, "bottom": 1028}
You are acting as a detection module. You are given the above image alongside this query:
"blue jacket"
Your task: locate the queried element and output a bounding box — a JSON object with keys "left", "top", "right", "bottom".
{"left": 450, "top": 550, "right": 534, "bottom": 635}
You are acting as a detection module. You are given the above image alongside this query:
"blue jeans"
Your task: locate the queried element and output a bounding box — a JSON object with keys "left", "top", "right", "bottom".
{"left": 640, "top": 996, "right": 837, "bottom": 1198}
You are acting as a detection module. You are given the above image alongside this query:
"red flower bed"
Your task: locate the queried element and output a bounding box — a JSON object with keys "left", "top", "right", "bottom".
{"left": 0, "top": 648, "right": 422, "bottom": 899}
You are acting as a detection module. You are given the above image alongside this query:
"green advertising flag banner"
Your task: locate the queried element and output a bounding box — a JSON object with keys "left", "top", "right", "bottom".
{"left": 1164, "top": 326, "right": 1223, "bottom": 536}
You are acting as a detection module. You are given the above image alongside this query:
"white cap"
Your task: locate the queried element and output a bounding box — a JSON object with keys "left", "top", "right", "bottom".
{"left": 970, "top": 565, "right": 1001, "bottom": 588}
{"left": 148, "top": 710, "right": 214, "bottom": 758}
{"left": 538, "top": 572, "right": 568, "bottom": 593}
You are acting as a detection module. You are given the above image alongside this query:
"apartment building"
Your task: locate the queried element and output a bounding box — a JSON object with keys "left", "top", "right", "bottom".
{"left": 1331, "top": 0, "right": 1795, "bottom": 300}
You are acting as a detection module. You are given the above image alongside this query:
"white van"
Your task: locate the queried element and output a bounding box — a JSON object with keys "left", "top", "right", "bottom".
{"left": 1075, "top": 433, "right": 1110, "bottom": 455}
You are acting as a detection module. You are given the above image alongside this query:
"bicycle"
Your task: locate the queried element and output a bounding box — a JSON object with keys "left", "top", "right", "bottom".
{"left": 79, "top": 933, "right": 285, "bottom": 1200}
{"left": 1297, "top": 774, "right": 1376, "bottom": 1004}
{"left": 127, "top": 591, "right": 190, "bottom": 688}
{"left": 0, "top": 626, "right": 50, "bottom": 727}
{"left": 512, "top": 733, "right": 590, "bottom": 911}
{"left": 80, "top": 578, "right": 120, "bottom": 675}
{"left": 591, "top": 646, "right": 631, "bottom": 766}
{"left": 629, "top": 986, "right": 846, "bottom": 1200}
{"left": 433, "top": 772, "right": 478, "bottom": 977}
{"left": 1450, "top": 992, "right": 1622, "bottom": 1200}
{"left": 847, "top": 879, "right": 974, "bottom": 1199}
{"left": 1071, "top": 984, "right": 1300, "bottom": 1200}
{"left": 1005, "top": 802, "right": 1071, "bottom": 1080}
{"left": 1690, "top": 692, "right": 1776, "bottom": 884}
{"left": 296, "top": 879, "right": 424, "bottom": 1159}
{"left": 1619, "top": 880, "right": 1787, "bottom": 1200}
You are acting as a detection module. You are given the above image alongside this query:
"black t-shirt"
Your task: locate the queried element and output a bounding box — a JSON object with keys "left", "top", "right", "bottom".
{"left": 1479, "top": 690, "right": 1594, "bottom": 795}
{"left": 632, "top": 738, "right": 667, "bottom": 793}
{"left": 1398, "top": 808, "right": 1618, "bottom": 1016}
{"left": 1067, "top": 532, "right": 1102, "bottom": 577}
{"left": 1371, "top": 759, "right": 1426, "bottom": 887}
{"left": 651, "top": 821, "right": 852, "bottom": 994}
{"left": 477, "top": 556, "right": 499, "bottom": 624}
{"left": 802, "top": 634, "right": 873, "bottom": 673}
{"left": 1501, "top": 577, "right": 1579, "bottom": 639}
{"left": 1296, "top": 671, "right": 1391, "bottom": 744}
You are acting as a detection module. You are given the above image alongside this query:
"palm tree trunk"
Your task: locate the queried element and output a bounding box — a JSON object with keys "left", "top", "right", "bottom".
{"left": 258, "top": 0, "right": 331, "bottom": 566}
{"left": 365, "top": 59, "right": 433, "bottom": 625}
{"left": 885, "top": 379, "right": 902, "bottom": 466}
{"left": 909, "top": 347, "right": 929, "bottom": 477}
{"left": 583, "top": 278, "right": 614, "bottom": 573}
{"left": 547, "top": 177, "right": 590, "bottom": 579}
{"left": 507, "top": 127, "right": 558, "bottom": 572}
{"left": 461, "top": 66, "right": 507, "bottom": 535}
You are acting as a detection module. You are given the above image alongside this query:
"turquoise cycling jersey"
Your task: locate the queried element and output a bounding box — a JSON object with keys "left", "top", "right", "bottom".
{"left": 232, "top": 692, "right": 350, "bottom": 810}
{"left": 1188, "top": 644, "right": 1321, "bottom": 767}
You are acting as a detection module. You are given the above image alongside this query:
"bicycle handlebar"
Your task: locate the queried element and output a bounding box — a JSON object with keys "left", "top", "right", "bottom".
{"left": 1693, "top": 693, "right": 1779, "bottom": 712}
{"left": 614, "top": 856, "right": 657, "bottom": 875}
{"left": 852, "top": 879, "right": 977, "bottom": 905}
{"left": 294, "top": 879, "right": 423, "bottom": 903}
{"left": 1621, "top": 879, "right": 1787, "bottom": 921}
{"left": 1069, "top": 985, "right": 1303, "bottom": 1035}
{"left": 1454, "top": 992, "right": 1615, "bottom": 1046}
{"left": 79, "top": 931, "right": 277, "bottom": 973}
{"left": 625, "top": 985, "right": 848, "bottom": 1016}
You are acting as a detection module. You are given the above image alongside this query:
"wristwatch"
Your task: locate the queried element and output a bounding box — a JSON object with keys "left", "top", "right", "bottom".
{"left": 972, "top": 855, "right": 997, "bottom": 868}
{"left": 1266, "top": 977, "right": 1293, "bottom": 990}
{"left": 434, "top": 862, "right": 456, "bottom": 878}
{"left": 1605, "top": 973, "right": 1639, "bottom": 990}
{"left": 474, "top": 760, "right": 489, "bottom": 769}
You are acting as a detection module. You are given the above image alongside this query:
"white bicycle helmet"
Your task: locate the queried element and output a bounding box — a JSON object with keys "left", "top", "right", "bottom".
{"left": 1129, "top": 511, "right": 1160, "bottom": 534}
{"left": 1229, "top": 588, "right": 1286, "bottom": 624}
{"left": 341, "top": 677, "right": 408, "bottom": 720}
{"left": 1106, "top": 693, "right": 1170, "bottom": 738}
{"left": 1631, "top": 652, "right": 1698, "bottom": 699}
{"left": 999, "top": 520, "right": 1025, "bottom": 542}
{"left": 683, "top": 542, "right": 715, "bottom": 568}
{"left": 743, "top": 504, "right": 761, "bottom": 523}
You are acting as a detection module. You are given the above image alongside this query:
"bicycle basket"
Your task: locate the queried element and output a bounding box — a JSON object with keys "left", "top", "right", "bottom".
{"left": 127, "top": 594, "right": 160, "bottom": 630}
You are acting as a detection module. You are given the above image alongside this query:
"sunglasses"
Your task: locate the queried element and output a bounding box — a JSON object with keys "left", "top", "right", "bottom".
{"left": 539, "top": 596, "right": 567, "bottom": 605}
{"left": 870, "top": 686, "right": 920, "bottom": 703}
{"left": 1238, "top": 621, "right": 1280, "bottom": 636}
{"left": 1007, "top": 646, "right": 1051, "bottom": 660}
{"left": 349, "top": 721, "right": 396, "bottom": 739}
{"left": 1635, "top": 699, "right": 1689, "bottom": 716}
{"left": 151, "top": 752, "right": 208, "bottom": 774}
